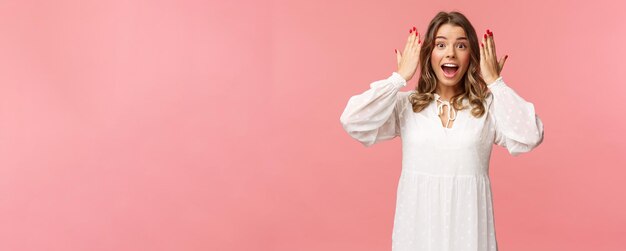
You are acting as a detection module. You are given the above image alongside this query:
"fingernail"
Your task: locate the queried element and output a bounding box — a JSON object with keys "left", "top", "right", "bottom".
{"left": 395, "top": 49, "right": 397, "bottom": 54}
{"left": 505, "top": 55, "right": 508, "bottom": 59}
{"left": 481, "top": 42, "right": 484, "bottom": 47}
{"left": 487, "top": 29, "right": 491, "bottom": 34}
{"left": 490, "top": 31, "right": 493, "bottom": 36}
{"left": 409, "top": 28, "right": 412, "bottom": 33}
{"left": 413, "top": 26, "right": 416, "bottom": 31}
{"left": 484, "top": 34, "right": 487, "bottom": 39}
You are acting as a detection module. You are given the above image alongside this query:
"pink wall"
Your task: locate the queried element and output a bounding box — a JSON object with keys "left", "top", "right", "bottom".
{"left": 0, "top": 0, "right": 624, "bottom": 250}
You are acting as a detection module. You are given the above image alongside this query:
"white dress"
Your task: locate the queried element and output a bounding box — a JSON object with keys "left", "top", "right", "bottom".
{"left": 339, "top": 72, "right": 544, "bottom": 251}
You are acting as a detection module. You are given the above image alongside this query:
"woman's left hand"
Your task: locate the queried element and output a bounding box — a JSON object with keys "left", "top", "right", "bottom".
{"left": 480, "top": 29, "right": 508, "bottom": 86}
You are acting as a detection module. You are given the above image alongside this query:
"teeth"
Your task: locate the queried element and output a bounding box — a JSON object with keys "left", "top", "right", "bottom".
{"left": 443, "top": 64, "right": 458, "bottom": 67}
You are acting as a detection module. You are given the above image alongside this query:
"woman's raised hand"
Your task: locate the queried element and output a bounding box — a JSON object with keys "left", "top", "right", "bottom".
{"left": 396, "top": 26, "right": 422, "bottom": 82}
{"left": 479, "top": 29, "right": 508, "bottom": 86}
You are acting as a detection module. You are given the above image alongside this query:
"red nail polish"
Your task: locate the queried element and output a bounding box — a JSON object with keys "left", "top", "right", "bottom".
{"left": 409, "top": 29, "right": 412, "bottom": 33}
{"left": 505, "top": 55, "right": 508, "bottom": 59}
{"left": 395, "top": 49, "right": 397, "bottom": 53}
{"left": 490, "top": 31, "right": 493, "bottom": 36}
{"left": 487, "top": 29, "right": 491, "bottom": 34}
{"left": 484, "top": 34, "right": 487, "bottom": 39}
{"left": 481, "top": 42, "right": 484, "bottom": 47}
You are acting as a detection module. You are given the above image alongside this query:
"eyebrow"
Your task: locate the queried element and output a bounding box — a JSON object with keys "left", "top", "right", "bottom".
{"left": 436, "top": 36, "right": 468, "bottom": 41}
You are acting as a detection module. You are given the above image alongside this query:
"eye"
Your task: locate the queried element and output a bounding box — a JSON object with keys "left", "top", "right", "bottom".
{"left": 457, "top": 43, "right": 467, "bottom": 49}
{"left": 436, "top": 43, "right": 445, "bottom": 48}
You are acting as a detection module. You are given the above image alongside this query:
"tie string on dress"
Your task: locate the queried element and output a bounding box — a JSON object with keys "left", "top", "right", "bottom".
{"left": 435, "top": 95, "right": 456, "bottom": 128}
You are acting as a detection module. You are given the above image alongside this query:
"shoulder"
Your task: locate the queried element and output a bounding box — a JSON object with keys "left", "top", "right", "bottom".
{"left": 398, "top": 90, "right": 418, "bottom": 104}
{"left": 398, "top": 90, "right": 413, "bottom": 99}
{"left": 396, "top": 90, "right": 415, "bottom": 111}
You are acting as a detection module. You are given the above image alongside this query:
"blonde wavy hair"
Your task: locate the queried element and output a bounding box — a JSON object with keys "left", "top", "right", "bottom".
{"left": 409, "top": 11, "right": 490, "bottom": 118}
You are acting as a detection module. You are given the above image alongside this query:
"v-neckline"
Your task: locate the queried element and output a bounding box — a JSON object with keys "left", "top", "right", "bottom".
{"left": 432, "top": 94, "right": 466, "bottom": 135}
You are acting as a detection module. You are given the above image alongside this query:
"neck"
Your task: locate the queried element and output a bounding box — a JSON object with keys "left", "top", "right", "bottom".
{"left": 436, "top": 85, "right": 461, "bottom": 102}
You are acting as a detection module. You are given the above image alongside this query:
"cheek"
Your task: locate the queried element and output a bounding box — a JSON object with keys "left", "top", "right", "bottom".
{"left": 431, "top": 50, "right": 442, "bottom": 61}
{"left": 431, "top": 51, "right": 442, "bottom": 69}
{"left": 461, "top": 53, "right": 471, "bottom": 69}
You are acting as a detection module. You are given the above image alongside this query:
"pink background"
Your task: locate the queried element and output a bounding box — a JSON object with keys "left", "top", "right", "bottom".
{"left": 0, "top": 0, "right": 624, "bottom": 250}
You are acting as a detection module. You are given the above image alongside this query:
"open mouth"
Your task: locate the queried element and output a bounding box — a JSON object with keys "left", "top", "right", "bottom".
{"left": 441, "top": 64, "right": 460, "bottom": 78}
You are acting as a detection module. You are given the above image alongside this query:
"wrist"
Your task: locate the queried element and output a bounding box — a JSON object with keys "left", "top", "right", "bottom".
{"left": 486, "top": 76, "right": 504, "bottom": 89}
{"left": 390, "top": 72, "right": 408, "bottom": 87}
{"left": 397, "top": 71, "right": 410, "bottom": 82}
{"left": 485, "top": 76, "right": 500, "bottom": 86}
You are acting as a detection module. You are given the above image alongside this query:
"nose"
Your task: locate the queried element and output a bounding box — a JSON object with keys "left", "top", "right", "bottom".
{"left": 445, "top": 46, "right": 456, "bottom": 58}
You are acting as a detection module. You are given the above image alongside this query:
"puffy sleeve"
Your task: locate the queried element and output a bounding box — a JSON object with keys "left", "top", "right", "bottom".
{"left": 487, "top": 76, "right": 545, "bottom": 156}
{"left": 339, "top": 71, "right": 410, "bottom": 147}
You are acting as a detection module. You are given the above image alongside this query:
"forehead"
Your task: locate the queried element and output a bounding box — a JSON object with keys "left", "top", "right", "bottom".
{"left": 435, "top": 23, "right": 467, "bottom": 39}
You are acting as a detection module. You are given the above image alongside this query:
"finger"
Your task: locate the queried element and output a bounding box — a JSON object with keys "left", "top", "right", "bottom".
{"left": 485, "top": 30, "right": 494, "bottom": 59}
{"left": 414, "top": 32, "right": 421, "bottom": 65}
{"left": 415, "top": 31, "right": 421, "bottom": 53}
{"left": 403, "top": 28, "right": 414, "bottom": 54}
{"left": 396, "top": 49, "right": 402, "bottom": 66}
{"left": 412, "top": 30, "right": 420, "bottom": 48}
{"left": 498, "top": 54, "right": 508, "bottom": 74}
{"left": 480, "top": 37, "right": 485, "bottom": 63}
{"left": 404, "top": 29, "right": 416, "bottom": 54}
{"left": 417, "top": 30, "right": 421, "bottom": 45}
{"left": 408, "top": 27, "right": 416, "bottom": 50}
{"left": 417, "top": 30, "right": 422, "bottom": 46}
{"left": 490, "top": 30, "right": 496, "bottom": 56}
{"left": 482, "top": 32, "right": 490, "bottom": 58}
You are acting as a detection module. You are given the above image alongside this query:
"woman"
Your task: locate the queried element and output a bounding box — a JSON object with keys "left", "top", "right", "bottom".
{"left": 339, "top": 11, "right": 544, "bottom": 251}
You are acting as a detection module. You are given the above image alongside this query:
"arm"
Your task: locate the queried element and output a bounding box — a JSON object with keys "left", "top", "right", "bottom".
{"left": 340, "top": 72, "right": 410, "bottom": 147}
{"left": 488, "top": 76, "right": 545, "bottom": 156}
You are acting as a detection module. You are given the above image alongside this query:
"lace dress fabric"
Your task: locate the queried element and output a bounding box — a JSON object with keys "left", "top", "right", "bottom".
{"left": 340, "top": 72, "right": 544, "bottom": 251}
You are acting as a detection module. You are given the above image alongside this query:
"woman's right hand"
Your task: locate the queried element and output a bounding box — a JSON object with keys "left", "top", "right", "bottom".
{"left": 396, "top": 27, "right": 422, "bottom": 82}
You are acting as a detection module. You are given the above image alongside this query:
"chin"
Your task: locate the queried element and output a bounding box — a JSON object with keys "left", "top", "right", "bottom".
{"left": 438, "top": 79, "right": 461, "bottom": 86}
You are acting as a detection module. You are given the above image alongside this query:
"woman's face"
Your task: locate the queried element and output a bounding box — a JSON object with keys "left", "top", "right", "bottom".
{"left": 430, "top": 23, "right": 471, "bottom": 88}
